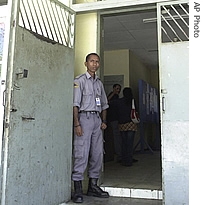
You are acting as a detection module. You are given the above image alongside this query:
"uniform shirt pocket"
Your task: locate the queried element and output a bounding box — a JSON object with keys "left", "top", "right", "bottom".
{"left": 81, "top": 89, "right": 93, "bottom": 108}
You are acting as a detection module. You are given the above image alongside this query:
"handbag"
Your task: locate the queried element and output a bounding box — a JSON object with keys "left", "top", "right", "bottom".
{"left": 131, "top": 99, "right": 140, "bottom": 123}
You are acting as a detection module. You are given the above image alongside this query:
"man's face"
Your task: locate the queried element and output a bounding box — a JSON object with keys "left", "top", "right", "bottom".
{"left": 114, "top": 85, "right": 121, "bottom": 94}
{"left": 85, "top": 55, "right": 100, "bottom": 74}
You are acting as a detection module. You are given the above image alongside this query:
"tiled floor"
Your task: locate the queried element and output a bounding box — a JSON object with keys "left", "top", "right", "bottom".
{"left": 101, "top": 150, "right": 162, "bottom": 199}
{"left": 66, "top": 150, "right": 162, "bottom": 205}
{"left": 102, "top": 150, "right": 162, "bottom": 189}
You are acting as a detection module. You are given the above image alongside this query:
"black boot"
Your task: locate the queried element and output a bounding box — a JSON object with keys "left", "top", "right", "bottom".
{"left": 87, "top": 178, "right": 109, "bottom": 198}
{"left": 73, "top": 181, "right": 83, "bottom": 203}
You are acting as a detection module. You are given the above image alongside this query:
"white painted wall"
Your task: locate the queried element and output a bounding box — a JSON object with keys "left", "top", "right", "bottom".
{"left": 104, "top": 49, "right": 130, "bottom": 87}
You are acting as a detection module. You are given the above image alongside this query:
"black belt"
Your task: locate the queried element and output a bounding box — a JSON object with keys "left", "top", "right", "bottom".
{"left": 79, "top": 111, "right": 98, "bottom": 114}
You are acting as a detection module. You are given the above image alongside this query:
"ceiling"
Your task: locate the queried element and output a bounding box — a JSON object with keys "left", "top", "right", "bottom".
{"left": 103, "top": 9, "right": 159, "bottom": 70}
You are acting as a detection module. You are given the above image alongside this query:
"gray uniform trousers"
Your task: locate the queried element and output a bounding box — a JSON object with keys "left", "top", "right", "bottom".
{"left": 72, "top": 112, "right": 103, "bottom": 181}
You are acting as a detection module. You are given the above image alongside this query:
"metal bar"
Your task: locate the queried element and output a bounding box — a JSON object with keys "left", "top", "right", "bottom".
{"left": 41, "top": 0, "right": 53, "bottom": 39}
{"left": 40, "top": 0, "right": 49, "bottom": 38}
{"left": 65, "top": 11, "right": 74, "bottom": 47}
{"left": 70, "top": 14, "right": 75, "bottom": 47}
{"left": 65, "top": 11, "right": 71, "bottom": 47}
{"left": 161, "top": 26, "right": 173, "bottom": 42}
{"left": 171, "top": 5, "right": 189, "bottom": 28}
{"left": 55, "top": 6, "right": 67, "bottom": 45}
{"left": 161, "top": 13, "right": 182, "bottom": 41}
{"left": 50, "top": 1, "right": 62, "bottom": 44}
{"left": 30, "top": 0, "right": 43, "bottom": 35}
{"left": 67, "top": 13, "right": 73, "bottom": 47}
{"left": 19, "top": 8, "right": 26, "bottom": 28}
{"left": 53, "top": 3, "right": 65, "bottom": 45}
{"left": 50, "top": 0, "right": 75, "bottom": 14}
{"left": 18, "top": 0, "right": 75, "bottom": 47}
{"left": 45, "top": 0, "right": 58, "bottom": 42}
{"left": 162, "top": 5, "right": 188, "bottom": 40}
{"left": 68, "top": 13, "right": 74, "bottom": 47}
{"left": 179, "top": 3, "right": 189, "bottom": 16}
{"left": 60, "top": 8, "right": 70, "bottom": 46}
{"left": 25, "top": 0, "right": 37, "bottom": 33}
{"left": 43, "top": 0, "right": 55, "bottom": 41}
{"left": 21, "top": 0, "right": 32, "bottom": 30}
{"left": 35, "top": 0, "right": 46, "bottom": 36}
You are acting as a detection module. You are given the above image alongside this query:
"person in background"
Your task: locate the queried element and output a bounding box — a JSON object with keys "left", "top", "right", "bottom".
{"left": 111, "top": 87, "right": 137, "bottom": 166}
{"left": 107, "top": 84, "right": 122, "bottom": 162}
{"left": 72, "top": 53, "right": 109, "bottom": 203}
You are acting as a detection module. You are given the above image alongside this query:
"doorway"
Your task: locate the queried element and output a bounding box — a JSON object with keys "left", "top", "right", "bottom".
{"left": 101, "top": 7, "right": 162, "bottom": 199}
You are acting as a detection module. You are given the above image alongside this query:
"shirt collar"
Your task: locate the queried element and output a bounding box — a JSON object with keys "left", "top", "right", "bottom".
{"left": 85, "top": 71, "right": 98, "bottom": 80}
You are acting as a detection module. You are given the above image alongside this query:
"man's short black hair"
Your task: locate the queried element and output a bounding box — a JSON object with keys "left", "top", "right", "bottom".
{"left": 113, "top": 84, "right": 121, "bottom": 88}
{"left": 85, "top": 53, "right": 100, "bottom": 62}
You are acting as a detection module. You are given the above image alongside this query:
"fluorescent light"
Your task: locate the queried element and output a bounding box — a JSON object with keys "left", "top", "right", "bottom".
{"left": 143, "top": 14, "right": 188, "bottom": 24}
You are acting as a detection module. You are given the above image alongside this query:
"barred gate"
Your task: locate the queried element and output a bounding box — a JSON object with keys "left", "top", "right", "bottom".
{"left": 19, "top": 0, "right": 75, "bottom": 47}
{"left": 157, "top": 0, "right": 189, "bottom": 43}
{"left": 1, "top": 1, "right": 75, "bottom": 205}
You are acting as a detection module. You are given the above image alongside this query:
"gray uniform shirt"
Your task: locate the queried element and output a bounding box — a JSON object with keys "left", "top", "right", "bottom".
{"left": 73, "top": 72, "right": 109, "bottom": 113}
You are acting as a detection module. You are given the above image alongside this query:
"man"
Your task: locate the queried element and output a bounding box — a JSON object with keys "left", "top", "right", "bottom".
{"left": 107, "top": 84, "right": 122, "bottom": 162}
{"left": 72, "top": 53, "right": 109, "bottom": 203}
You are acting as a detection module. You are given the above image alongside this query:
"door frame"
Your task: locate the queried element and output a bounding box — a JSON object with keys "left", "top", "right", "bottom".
{"left": 98, "top": 1, "right": 161, "bottom": 191}
{"left": 1, "top": 2, "right": 19, "bottom": 201}
{"left": 98, "top": 0, "right": 188, "bottom": 202}
{"left": 0, "top": 0, "right": 16, "bottom": 167}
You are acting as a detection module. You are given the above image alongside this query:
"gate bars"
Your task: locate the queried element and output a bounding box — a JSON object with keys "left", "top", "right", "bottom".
{"left": 18, "top": 0, "right": 75, "bottom": 48}
{"left": 158, "top": 1, "right": 189, "bottom": 43}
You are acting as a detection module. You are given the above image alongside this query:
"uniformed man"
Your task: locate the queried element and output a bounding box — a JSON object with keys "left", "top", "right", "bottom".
{"left": 72, "top": 53, "right": 109, "bottom": 203}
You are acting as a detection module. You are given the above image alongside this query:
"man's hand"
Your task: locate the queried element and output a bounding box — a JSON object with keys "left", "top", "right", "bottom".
{"left": 75, "top": 125, "right": 83, "bottom": 136}
{"left": 101, "top": 122, "right": 107, "bottom": 130}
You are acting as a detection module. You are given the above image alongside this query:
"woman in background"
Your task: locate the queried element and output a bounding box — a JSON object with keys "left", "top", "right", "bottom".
{"left": 111, "top": 87, "right": 137, "bottom": 166}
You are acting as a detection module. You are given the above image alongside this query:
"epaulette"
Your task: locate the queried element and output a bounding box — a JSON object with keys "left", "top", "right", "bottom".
{"left": 75, "top": 73, "right": 86, "bottom": 79}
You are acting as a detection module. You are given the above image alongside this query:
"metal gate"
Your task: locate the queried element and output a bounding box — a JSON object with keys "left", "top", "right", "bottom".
{"left": 1, "top": 0, "right": 75, "bottom": 204}
{"left": 157, "top": 1, "right": 189, "bottom": 204}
